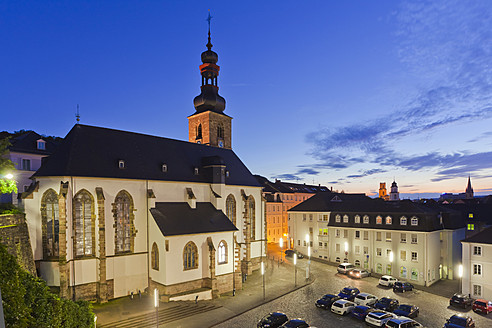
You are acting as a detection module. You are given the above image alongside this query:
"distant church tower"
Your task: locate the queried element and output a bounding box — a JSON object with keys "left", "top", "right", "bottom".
{"left": 188, "top": 15, "right": 232, "bottom": 149}
{"left": 465, "top": 176, "right": 474, "bottom": 199}
{"left": 389, "top": 180, "right": 400, "bottom": 201}
{"left": 379, "top": 183, "right": 389, "bottom": 201}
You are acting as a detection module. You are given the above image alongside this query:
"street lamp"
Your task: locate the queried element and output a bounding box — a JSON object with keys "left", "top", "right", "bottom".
{"left": 307, "top": 246, "right": 311, "bottom": 280}
{"left": 294, "top": 253, "right": 297, "bottom": 287}
{"left": 458, "top": 264, "right": 463, "bottom": 293}
{"left": 94, "top": 315, "right": 97, "bottom": 328}
{"left": 154, "top": 288, "right": 159, "bottom": 328}
{"left": 261, "top": 261, "right": 265, "bottom": 300}
{"left": 5, "top": 173, "right": 13, "bottom": 180}
{"left": 279, "top": 238, "right": 284, "bottom": 262}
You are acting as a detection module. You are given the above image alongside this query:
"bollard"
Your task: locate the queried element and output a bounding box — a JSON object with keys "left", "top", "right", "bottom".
{"left": 130, "top": 291, "right": 134, "bottom": 299}
{"left": 233, "top": 288, "right": 236, "bottom": 296}
{"left": 138, "top": 290, "right": 141, "bottom": 299}
{"left": 195, "top": 295, "right": 199, "bottom": 304}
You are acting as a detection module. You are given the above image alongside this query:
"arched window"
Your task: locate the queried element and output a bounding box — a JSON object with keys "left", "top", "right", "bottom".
{"left": 376, "top": 263, "right": 383, "bottom": 274}
{"left": 41, "top": 189, "right": 59, "bottom": 258}
{"left": 218, "top": 240, "right": 227, "bottom": 264}
{"left": 343, "top": 215, "right": 349, "bottom": 223}
{"left": 335, "top": 214, "right": 341, "bottom": 222}
{"left": 197, "top": 124, "right": 202, "bottom": 139}
{"left": 183, "top": 241, "right": 198, "bottom": 270}
{"left": 386, "top": 264, "right": 392, "bottom": 275}
{"left": 73, "top": 190, "right": 94, "bottom": 257}
{"left": 411, "top": 216, "right": 419, "bottom": 226}
{"left": 363, "top": 215, "right": 369, "bottom": 224}
{"left": 114, "top": 191, "right": 134, "bottom": 253}
{"left": 248, "top": 196, "right": 256, "bottom": 240}
{"left": 226, "top": 194, "right": 236, "bottom": 226}
{"left": 151, "top": 242, "right": 159, "bottom": 270}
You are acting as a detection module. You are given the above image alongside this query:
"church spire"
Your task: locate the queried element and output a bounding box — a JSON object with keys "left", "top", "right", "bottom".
{"left": 466, "top": 176, "right": 474, "bottom": 199}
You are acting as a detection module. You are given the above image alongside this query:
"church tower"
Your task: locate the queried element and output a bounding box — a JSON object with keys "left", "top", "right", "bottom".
{"left": 389, "top": 180, "right": 400, "bottom": 201}
{"left": 188, "top": 14, "right": 232, "bottom": 149}
{"left": 465, "top": 176, "right": 474, "bottom": 199}
{"left": 379, "top": 183, "right": 389, "bottom": 201}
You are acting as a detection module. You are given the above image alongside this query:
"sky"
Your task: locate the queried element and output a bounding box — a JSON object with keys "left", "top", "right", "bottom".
{"left": 1, "top": 0, "right": 492, "bottom": 199}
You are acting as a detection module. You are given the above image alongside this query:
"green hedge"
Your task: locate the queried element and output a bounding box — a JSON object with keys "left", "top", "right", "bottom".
{"left": 0, "top": 243, "right": 94, "bottom": 327}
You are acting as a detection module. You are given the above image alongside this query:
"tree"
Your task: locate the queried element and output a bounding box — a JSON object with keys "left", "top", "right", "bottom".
{"left": 0, "top": 243, "right": 95, "bottom": 327}
{"left": 0, "top": 137, "right": 17, "bottom": 194}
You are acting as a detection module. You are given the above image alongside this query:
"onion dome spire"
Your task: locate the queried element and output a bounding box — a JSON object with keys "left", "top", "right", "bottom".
{"left": 193, "top": 11, "right": 226, "bottom": 114}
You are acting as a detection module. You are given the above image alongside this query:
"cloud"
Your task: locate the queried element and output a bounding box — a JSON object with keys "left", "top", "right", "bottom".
{"left": 271, "top": 173, "right": 299, "bottom": 181}
{"left": 303, "top": 0, "right": 492, "bottom": 183}
{"left": 296, "top": 168, "right": 320, "bottom": 175}
{"left": 468, "top": 131, "right": 492, "bottom": 143}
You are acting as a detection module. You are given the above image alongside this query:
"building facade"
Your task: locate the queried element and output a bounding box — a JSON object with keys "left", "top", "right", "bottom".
{"left": 288, "top": 193, "right": 466, "bottom": 286}
{"left": 19, "top": 27, "right": 265, "bottom": 302}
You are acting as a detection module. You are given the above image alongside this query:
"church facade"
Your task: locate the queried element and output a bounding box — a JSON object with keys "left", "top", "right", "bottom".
{"left": 19, "top": 26, "right": 265, "bottom": 302}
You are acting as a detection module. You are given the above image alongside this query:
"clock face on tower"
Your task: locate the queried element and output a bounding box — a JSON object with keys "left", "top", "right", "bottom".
{"left": 218, "top": 140, "right": 224, "bottom": 148}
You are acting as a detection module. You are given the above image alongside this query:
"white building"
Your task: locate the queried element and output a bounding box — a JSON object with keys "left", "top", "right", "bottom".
{"left": 288, "top": 193, "right": 466, "bottom": 286}
{"left": 19, "top": 28, "right": 265, "bottom": 302}
{"left": 461, "top": 226, "right": 492, "bottom": 299}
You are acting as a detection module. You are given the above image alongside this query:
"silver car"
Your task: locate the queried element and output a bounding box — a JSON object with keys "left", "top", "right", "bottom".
{"left": 348, "top": 268, "right": 370, "bottom": 279}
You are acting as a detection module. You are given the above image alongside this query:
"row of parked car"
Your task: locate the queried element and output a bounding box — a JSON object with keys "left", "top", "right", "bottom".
{"left": 257, "top": 313, "right": 313, "bottom": 328}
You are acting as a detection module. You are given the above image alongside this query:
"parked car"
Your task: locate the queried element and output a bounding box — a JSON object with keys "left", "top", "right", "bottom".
{"left": 284, "top": 249, "right": 304, "bottom": 259}
{"left": 337, "top": 262, "right": 355, "bottom": 274}
{"left": 393, "top": 282, "right": 414, "bottom": 292}
{"left": 449, "top": 293, "right": 474, "bottom": 308}
{"left": 393, "top": 304, "right": 419, "bottom": 318}
{"left": 338, "top": 286, "right": 360, "bottom": 301}
{"left": 315, "top": 294, "right": 341, "bottom": 309}
{"left": 443, "top": 314, "right": 475, "bottom": 328}
{"left": 385, "top": 318, "right": 423, "bottom": 327}
{"left": 349, "top": 268, "right": 371, "bottom": 279}
{"left": 472, "top": 298, "right": 492, "bottom": 314}
{"left": 351, "top": 305, "right": 375, "bottom": 320}
{"left": 257, "top": 312, "right": 289, "bottom": 328}
{"left": 331, "top": 299, "right": 356, "bottom": 316}
{"left": 365, "top": 310, "right": 397, "bottom": 327}
{"left": 379, "top": 275, "right": 398, "bottom": 287}
{"left": 354, "top": 292, "right": 378, "bottom": 306}
{"left": 374, "top": 297, "right": 399, "bottom": 312}
{"left": 280, "top": 319, "right": 309, "bottom": 328}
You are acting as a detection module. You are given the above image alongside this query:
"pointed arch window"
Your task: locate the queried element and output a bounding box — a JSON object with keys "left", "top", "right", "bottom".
{"left": 41, "top": 189, "right": 59, "bottom": 258}
{"left": 73, "top": 190, "right": 94, "bottom": 257}
{"left": 151, "top": 242, "right": 159, "bottom": 270}
{"left": 197, "top": 124, "right": 202, "bottom": 140}
{"left": 114, "top": 191, "right": 134, "bottom": 253}
{"left": 248, "top": 196, "right": 256, "bottom": 240}
{"left": 183, "top": 241, "right": 198, "bottom": 270}
{"left": 226, "top": 194, "right": 236, "bottom": 226}
{"left": 218, "top": 240, "right": 227, "bottom": 264}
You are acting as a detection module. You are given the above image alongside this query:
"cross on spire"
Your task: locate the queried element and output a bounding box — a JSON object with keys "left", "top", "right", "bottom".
{"left": 206, "top": 10, "right": 213, "bottom": 50}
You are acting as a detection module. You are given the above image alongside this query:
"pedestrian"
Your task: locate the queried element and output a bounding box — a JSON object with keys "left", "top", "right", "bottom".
{"left": 131, "top": 291, "right": 134, "bottom": 299}
{"left": 138, "top": 289, "right": 141, "bottom": 299}
{"left": 195, "top": 295, "right": 198, "bottom": 304}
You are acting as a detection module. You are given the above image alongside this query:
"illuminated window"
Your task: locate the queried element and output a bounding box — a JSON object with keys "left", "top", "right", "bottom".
{"left": 73, "top": 190, "right": 94, "bottom": 257}
{"left": 114, "top": 191, "right": 134, "bottom": 253}
{"left": 41, "top": 189, "right": 59, "bottom": 258}
{"left": 386, "top": 232, "right": 391, "bottom": 242}
{"left": 385, "top": 216, "right": 392, "bottom": 224}
{"left": 354, "top": 215, "right": 361, "bottom": 224}
{"left": 363, "top": 215, "right": 369, "bottom": 224}
{"left": 335, "top": 214, "right": 341, "bottom": 223}
{"left": 343, "top": 215, "right": 349, "bottom": 223}
{"left": 218, "top": 240, "right": 227, "bottom": 264}
{"left": 376, "top": 216, "right": 382, "bottom": 224}
{"left": 469, "top": 213, "right": 474, "bottom": 219}
{"left": 468, "top": 224, "right": 475, "bottom": 231}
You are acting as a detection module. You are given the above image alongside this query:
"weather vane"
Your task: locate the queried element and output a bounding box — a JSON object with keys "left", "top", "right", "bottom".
{"left": 76, "top": 104, "right": 80, "bottom": 123}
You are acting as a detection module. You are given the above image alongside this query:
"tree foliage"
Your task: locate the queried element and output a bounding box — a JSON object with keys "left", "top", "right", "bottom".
{"left": 0, "top": 243, "right": 95, "bottom": 327}
{"left": 0, "top": 137, "right": 17, "bottom": 194}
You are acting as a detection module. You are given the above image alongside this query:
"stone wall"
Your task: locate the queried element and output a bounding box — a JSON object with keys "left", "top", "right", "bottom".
{"left": 0, "top": 213, "right": 36, "bottom": 275}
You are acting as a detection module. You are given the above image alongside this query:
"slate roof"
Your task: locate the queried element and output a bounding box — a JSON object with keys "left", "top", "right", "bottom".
{"left": 254, "top": 174, "right": 330, "bottom": 194}
{"left": 462, "top": 225, "right": 492, "bottom": 244}
{"left": 150, "top": 202, "right": 238, "bottom": 236}
{"left": 288, "top": 192, "right": 465, "bottom": 232}
{"left": 34, "top": 124, "right": 260, "bottom": 187}
{"left": 7, "top": 130, "right": 60, "bottom": 155}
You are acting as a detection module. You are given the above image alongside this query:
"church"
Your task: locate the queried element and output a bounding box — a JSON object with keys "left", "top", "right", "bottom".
{"left": 19, "top": 24, "right": 265, "bottom": 302}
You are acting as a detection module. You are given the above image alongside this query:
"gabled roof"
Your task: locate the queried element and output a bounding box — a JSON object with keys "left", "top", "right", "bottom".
{"left": 6, "top": 130, "right": 60, "bottom": 155}
{"left": 34, "top": 124, "right": 260, "bottom": 187}
{"left": 462, "top": 225, "right": 492, "bottom": 244}
{"left": 150, "top": 202, "right": 238, "bottom": 236}
{"left": 254, "top": 174, "right": 330, "bottom": 194}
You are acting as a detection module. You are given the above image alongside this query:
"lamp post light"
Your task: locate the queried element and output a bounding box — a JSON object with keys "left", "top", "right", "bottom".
{"left": 94, "top": 315, "right": 97, "bottom": 328}
{"left": 154, "top": 288, "right": 159, "bottom": 328}
{"left": 261, "top": 261, "right": 265, "bottom": 300}
{"left": 294, "top": 253, "right": 297, "bottom": 287}
{"left": 279, "top": 238, "right": 284, "bottom": 262}
{"left": 458, "top": 264, "right": 463, "bottom": 293}
{"left": 307, "top": 246, "right": 311, "bottom": 280}
{"left": 5, "top": 173, "right": 13, "bottom": 180}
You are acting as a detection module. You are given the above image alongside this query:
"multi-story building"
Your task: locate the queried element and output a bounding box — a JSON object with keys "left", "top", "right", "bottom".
{"left": 461, "top": 226, "right": 492, "bottom": 300}
{"left": 288, "top": 192, "right": 466, "bottom": 286}
{"left": 255, "top": 175, "right": 329, "bottom": 245}
{"left": 0, "top": 131, "right": 59, "bottom": 204}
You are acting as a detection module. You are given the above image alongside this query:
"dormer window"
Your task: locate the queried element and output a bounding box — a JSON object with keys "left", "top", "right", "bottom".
{"left": 118, "top": 160, "right": 125, "bottom": 169}
{"left": 162, "top": 164, "right": 168, "bottom": 172}
{"left": 225, "top": 170, "right": 230, "bottom": 178}
{"left": 37, "top": 139, "right": 46, "bottom": 150}
{"left": 194, "top": 167, "right": 199, "bottom": 175}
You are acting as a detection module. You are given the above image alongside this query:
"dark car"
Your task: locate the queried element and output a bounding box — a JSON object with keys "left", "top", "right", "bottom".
{"left": 351, "top": 305, "right": 375, "bottom": 320}
{"left": 374, "top": 297, "right": 399, "bottom": 312}
{"left": 315, "top": 294, "right": 341, "bottom": 309}
{"left": 472, "top": 298, "right": 492, "bottom": 314}
{"left": 280, "top": 319, "right": 309, "bottom": 328}
{"left": 284, "top": 249, "right": 304, "bottom": 259}
{"left": 257, "top": 312, "right": 289, "bottom": 328}
{"left": 393, "top": 281, "right": 414, "bottom": 292}
{"left": 449, "top": 293, "right": 474, "bottom": 308}
{"left": 393, "top": 304, "right": 419, "bottom": 318}
{"left": 338, "top": 286, "right": 360, "bottom": 301}
{"left": 443, "top": 314, "right": 475, "bottom": 328}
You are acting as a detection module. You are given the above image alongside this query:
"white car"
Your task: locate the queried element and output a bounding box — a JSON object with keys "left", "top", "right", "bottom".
{"left": 379, "top": 275, "right": 398, "bottom": 287}
{"left": 354, "top": 292, "right": 378, "bottom": 306}
{"left": 384, "top": 317, "right": 424, "bottom": 327}
{"left": 331, "top": 299, "right": 356, "bottom": 315}
{"left": 365, "top": 310, "right": 397, "bottom": 327}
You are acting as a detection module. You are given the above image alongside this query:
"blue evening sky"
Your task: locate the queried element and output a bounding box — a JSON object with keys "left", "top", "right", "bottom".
{"left": 1, "top": 0, "right": 491, "bottom": 198}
